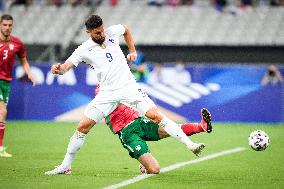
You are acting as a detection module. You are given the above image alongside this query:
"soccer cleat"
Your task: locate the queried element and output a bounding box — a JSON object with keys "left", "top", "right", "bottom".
{"left": 189, "top": 143, "right": 205, "bottom": 157}
{"left": 201, "top": 108, "right": 213, "bottom": 133}
{"left": 44, "top": 165, "right": 72, "bottom": 175}
{"left": 0, "top": 148, "right": 12, "bottom": 158}
{"left": 139, "top": 164, "right": 147, "bottom": 174}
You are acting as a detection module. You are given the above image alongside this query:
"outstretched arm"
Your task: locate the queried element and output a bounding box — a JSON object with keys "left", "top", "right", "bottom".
{"left": 51, "top": 60, "right": 75, "bottom": 75}
{"left": 123, "top": 25, "right": 137, "bottom": 61}
{"left": 19, "top": 57, "right": 36, "bottom": 86}
{"left": 261, "top": 73, "right": 269, "bottom": 86}
{"left": 275, "top": 70, "right": 284, "bottom": 83}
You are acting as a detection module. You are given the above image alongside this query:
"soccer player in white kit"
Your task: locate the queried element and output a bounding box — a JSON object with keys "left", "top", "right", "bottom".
{"left": 45, "top": 15, "right": 205, "bottom": 175}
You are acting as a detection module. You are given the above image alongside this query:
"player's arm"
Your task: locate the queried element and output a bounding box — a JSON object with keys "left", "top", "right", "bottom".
{"left": 51, "top": 60, "right": 75, "bottom": 75}
{"left": 261, "top": 73, "right": 269, "bottom": 86}
{"left": 275, "top": 70, "right": 284, "bottom": 82}
{"left": 123, "top": 25, "right": 137, "bottom": 61}
{"left": 19, "top": 57, "right": 36, "bottom": 86}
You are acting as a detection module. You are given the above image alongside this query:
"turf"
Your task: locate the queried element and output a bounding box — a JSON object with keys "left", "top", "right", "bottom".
{"left": 0, "top": 122, "right": 283, "bottom": 189}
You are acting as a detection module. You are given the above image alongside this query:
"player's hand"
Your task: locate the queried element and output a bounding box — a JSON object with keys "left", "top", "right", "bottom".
{"left": 127, "top": 52, "right": 137, "bottom": 62}
{"left": 28, "top": 74, "right": 37, "bottom": 86}
{"left": 51, "top": 63, "right": 62, "bottom": 75}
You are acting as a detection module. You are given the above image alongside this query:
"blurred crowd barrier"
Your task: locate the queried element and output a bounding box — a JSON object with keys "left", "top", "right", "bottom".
{"left": 8, "top": 63, "right": 284, "bottom": 123}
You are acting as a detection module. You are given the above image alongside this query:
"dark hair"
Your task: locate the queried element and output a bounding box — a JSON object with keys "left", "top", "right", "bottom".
{"left": 268, "top": 70, "right": 276, "bottom": 76}
{"left": 85, "top": 15, "right": 103, "bottom": 30}
{"left": 1, "top": 14, "right": 13, "bottom": 22}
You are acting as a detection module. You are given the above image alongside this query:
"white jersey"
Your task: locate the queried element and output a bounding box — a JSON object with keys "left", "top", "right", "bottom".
{"left": 67, "top": 24, "right": 136, "bottom": 91}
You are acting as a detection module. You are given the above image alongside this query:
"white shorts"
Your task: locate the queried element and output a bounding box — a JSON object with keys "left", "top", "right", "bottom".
{"left": 84, "top": 83, "right": 156, "bottom": 122}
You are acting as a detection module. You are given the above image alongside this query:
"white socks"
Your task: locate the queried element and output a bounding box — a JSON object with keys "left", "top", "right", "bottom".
{"left": 60, "top": 130, "right": 86, "bottom": 169}
{"left": 159, "top": 117, "right": 196, "bottom": 149}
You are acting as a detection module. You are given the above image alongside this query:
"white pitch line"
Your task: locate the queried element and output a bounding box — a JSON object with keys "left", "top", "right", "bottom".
{"left": 102, "top": 147, "right": 246, "bottom": 189}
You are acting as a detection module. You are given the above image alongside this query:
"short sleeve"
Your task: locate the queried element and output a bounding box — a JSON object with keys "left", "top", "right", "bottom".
{"left": 107, "top": 24, "right": 126, "bottom": 37}
{"left": 17, "top": 40, "right": 27, "bottom": 58}
{"left": 66, "top": 47, "right": 83, "bottom": 67}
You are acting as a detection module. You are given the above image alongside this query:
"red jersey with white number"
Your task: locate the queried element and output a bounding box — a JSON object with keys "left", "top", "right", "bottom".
{"left": 0, "top": 36, "right": 26, "bottom": 81}
{"left": 105, "top": 104, "right": 140, "bottom": 134}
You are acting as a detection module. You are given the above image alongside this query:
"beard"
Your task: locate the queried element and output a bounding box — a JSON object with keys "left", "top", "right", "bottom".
{"left": 91, "top": 36, "right": 105, "bottom": 45}
{"left": 1, "top": 30, "right": 11, "bottom": 37}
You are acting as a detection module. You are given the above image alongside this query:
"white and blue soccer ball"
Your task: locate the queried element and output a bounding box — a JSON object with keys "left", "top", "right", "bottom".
{"left": 248, "top": 130, "right": 270, "bottom": 151}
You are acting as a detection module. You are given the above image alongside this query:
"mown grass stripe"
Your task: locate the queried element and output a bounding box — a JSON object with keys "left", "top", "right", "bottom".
{"left": 103, "top": 147, "right": 246, "bottom": 189}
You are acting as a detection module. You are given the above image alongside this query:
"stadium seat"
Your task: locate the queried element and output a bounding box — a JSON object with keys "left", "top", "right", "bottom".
{"left": 10, "top": 2, "right": 284, "bottom": 46}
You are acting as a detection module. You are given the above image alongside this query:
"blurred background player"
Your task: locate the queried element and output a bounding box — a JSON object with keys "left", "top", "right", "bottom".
{"left": 45, "top": 85, "right": 212, "bottom": 175}
{"left": 0, "top": 14, "right": 36, "bottom": 157}
{"left": 261, "top": 64, "right": 283, "bottom": 86}
{"left": 129, "top": 50, "right": 149, "bottom": 83}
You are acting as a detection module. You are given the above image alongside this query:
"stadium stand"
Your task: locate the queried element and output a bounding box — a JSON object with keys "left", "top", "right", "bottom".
{"left": 1, "top": 0, "right": 283, "bottom": 62}
{"left": 74, "top": 0, "right": 284, "bottom": 45}
{"left": 9, "top": 4, "right": 90, "bottom": 47}
{"left": 3, "top": 0, "right": 283, "bottom": 46}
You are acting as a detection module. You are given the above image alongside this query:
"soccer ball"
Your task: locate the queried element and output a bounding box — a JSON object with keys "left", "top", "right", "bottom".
{"left": 248, "top": 130, "right": 270, "bottom": 151}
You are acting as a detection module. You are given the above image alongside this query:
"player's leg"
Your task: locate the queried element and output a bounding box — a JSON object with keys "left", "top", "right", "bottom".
{"left": 119, "top": 118, "right": 161, "bottom": 174}
{"left": 122, "top": 87, "right": 204, "bottom": 156}
{"left": 157, "top": 125, "right": 170, "bottom": 138}
{"left": 182, "top": 108, "right": 213, "bottom": 136}
{"left": 45, "top": 116, "right": 97, "bottom": 175}
{"left": 135, "top": 118, "right": 206, "bottom": 173}
{"left": 158, "top": 123, "right": 204, "bottom": 138}
{"left": 45, "top": 105, "right": 104, "bottom": 175}
{"left": 120, "top": 136, "right": 161, "bottom": 174}
{"left": 0, "top": 80, "right": 12, "bottom": 158}
{"left": 137, "top": 119, "right": 160, "bottom": 174}
{"left": 0, "top": 101, "right": 10, "bottom": 157}
{"left": 138, "top": 153, "right": 160, "bottom": 174}
{"left": 0, "top": 102, "right": 7, "bottom": 147}
{"left": 45, "top": 94, "right": 120, "bottom": 175}
{"left": 158, "top": 109, "right": 212, "bottom": 139}
{"left": 145, "top": 107, "right": 204, "bottom": 156}
{"left": 60, "top": 116, "right": 97, "bottom": 168}
{"left": 58, "top": 95, "right": 120, "bottom": 171}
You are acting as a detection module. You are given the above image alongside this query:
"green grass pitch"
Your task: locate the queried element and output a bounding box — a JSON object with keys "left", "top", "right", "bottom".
{"left": 0, "top": 122, "right": 283, "bottom": 189}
